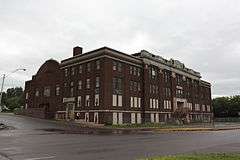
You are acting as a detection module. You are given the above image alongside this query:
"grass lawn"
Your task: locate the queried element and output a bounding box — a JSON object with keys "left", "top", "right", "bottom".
{"left": 144, "top": 153, "right": 240, "bottom": 160}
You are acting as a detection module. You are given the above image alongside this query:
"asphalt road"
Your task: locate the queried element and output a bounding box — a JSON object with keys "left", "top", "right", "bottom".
{"left": 0, "top": 114, "right": 240, "bottom": 160}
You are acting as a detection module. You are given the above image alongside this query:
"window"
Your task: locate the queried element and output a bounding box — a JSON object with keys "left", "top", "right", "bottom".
{"left": 118, "top": 95, "right": 122, "bottom": 107}
{"left": 55, "top": 85, "right": 60, "bottom": 96}
{"left": 134, "top": 97, "right": 138, "bottom": 108}
{"left": 202, "top": 105, "right": 206, "bottom": 112}
{"left": 26, "top": 92, "right": 29, "bottom": 99}
{"left": 35, "top": 89, "right": 39, "bottom": 97}
{"left": 113, "top": 77, "right": 122, "bottom": 93}
{"left": 137, "top": 68, "right": 141, "bottom": 76}
{"left": 164, "top": 88, "right": 171, "bottom": 97}
{"left": 112, "top": 94, "right": 117, "bottom": 106}
{"left": 133, "top": 67, "right": 137, "bottom": 75}
{"left": 87, "top": 62, "right": 91, "bottom": 72}
{"left": 44, "top": 87, "right": 50, "bottom": 97}
{"left": 130, "top": 66, "right": 133, "bottom": 75}
{"left": 130, "top": 81, "right": 133, "bottom": 91}
{"left": 77, "top": 96, "right": 82, "bottom": 107}
{"left": 164, "top": 71, "right": 171, "bottom": 83}
{"left": 113, "top": 61, "right": 117, "bottom": 70}
{"left": 64, "top": 82, "right": 67, "bottom": 87}
{"left": 70, "top": 81, "right": 74, "bottom": 87}
{"left": 117, "top": 62, "right": 122, "bottom": 72}
{"left": 150, "top": 67, "right": 156, "bottom": 79}
{"left": 70, "top": 88, "right": 74, "bottom": 97}
{"left": 207, "top": 105, "right": 211, "bottom": 112}
{"left": 130, "top": 97, "right": 134, "bottom": 108}
{"left": 187, "top": 103, "right": 193, "bottom": 110}
{"left": 176, "top": 74, "right": 183, "bottom": 85}
{"left": 71, "top": 67, "right": 75, "bottom": 76}
{"left": 64, "top": 69, "right": 68, "bottom": 77}
{"left": 95, "top": 94, "right": 99, "bottom": 106}
{"left": 113, "top": 61, "right": 122, "bottom": 72}
{"left": 112, "top": 94, "right": 122, "bottom": 107}
{"left": 138, "top": 98, "right": 141, "bottom": 108}
{"left": 134, "top": 82, "right": 137, "bottom": 92}
{"left": 86, "top": 79, "right": 90, "bottom": 89}
{"left": 78, "top": 80, "right": 82, "bottom": 90}
{"left": 195, "top": 104, "right": 200, "bottom": 111}
{"left": 79, "top": 65, "right": 83, "bottom": 74}
{"left": 137, "top": 83, "right": 141, "bottom": 91}
{"left": 85, "top": 95, "right": 90, "bottom": 106}
{"left": 164, "top": 100, "right": 172, "bottom": 109}
{"left": 96, "top": 77, "right": 100, "bottom": 88}
{"left": 96, "top": 60, "right": 100, "bottom": 70}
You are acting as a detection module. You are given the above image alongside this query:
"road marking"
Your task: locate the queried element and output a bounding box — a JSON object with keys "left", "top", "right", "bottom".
{"left": 24, "top": 156, "right": 56, "bottom": 160}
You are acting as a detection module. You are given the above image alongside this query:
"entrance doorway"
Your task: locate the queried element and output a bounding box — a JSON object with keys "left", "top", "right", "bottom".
{"left": 177, "top": 101, "right": 184, "bottom": 109}
{"left": 66, "top": 103, "right": 75, "bottom": 120}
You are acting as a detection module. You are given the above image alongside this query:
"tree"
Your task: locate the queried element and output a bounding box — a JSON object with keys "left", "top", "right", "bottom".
{"left": 213, "top": 95, "right": 240, "bottom": 117}
{"left": 1, "top": 87, "right": 24, "bottom": 112}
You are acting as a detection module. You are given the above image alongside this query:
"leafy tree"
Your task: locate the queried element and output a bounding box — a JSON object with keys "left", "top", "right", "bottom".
{"left": 213, "top": 95, "right": 240, "bottom": 117}
{"left": 1, "top": 87, "right": 24, "bottom": 112}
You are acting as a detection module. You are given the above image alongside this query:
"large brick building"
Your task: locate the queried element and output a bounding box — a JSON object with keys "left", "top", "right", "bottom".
{"left": 24, "top": 46, "right": 212, "bottom": 124}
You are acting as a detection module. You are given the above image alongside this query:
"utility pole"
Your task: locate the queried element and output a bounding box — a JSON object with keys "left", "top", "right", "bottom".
{"left": 0, "top": 74, "right": 6, "bottom": 112}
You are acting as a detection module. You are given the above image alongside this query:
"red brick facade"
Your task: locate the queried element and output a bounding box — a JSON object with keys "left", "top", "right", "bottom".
{"left": 24, "top": 46, "right": 213, "bottom": 124}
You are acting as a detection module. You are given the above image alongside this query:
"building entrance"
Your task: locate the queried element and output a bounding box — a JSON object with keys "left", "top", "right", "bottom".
{"left": 66, "top": 103, "right": 75, "bottom": 120}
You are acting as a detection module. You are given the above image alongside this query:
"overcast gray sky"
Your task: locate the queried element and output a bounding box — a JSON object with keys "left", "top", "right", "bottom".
{"left": 0, "top": 0, "right": 240, "bottom": 97}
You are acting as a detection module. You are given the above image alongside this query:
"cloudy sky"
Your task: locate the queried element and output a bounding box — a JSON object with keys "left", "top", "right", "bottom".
{"left": 0, "top": 0, "right": 240, "bottom": 97}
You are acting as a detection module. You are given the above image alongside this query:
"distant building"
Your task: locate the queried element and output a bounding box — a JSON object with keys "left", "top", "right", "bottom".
{"left": 24, "top": 46, "right": 212, "bottom": 124}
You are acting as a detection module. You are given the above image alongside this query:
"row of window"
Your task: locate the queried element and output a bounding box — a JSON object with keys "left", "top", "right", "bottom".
{"left": 150, "top": 84, "right": 159, "bottom": 94}
{"left": 76, "top": 94, "right": 100, "bottom": 107}
{"left": 130, "top": 97, "right": 141, "bottom": 108}
{"left": 25, "top": 85, "right": 61, "bottom": 99}
{"left": 64, "top": 60, "right": 100, "bottom": 77}
{"left": 129, "top": 66, "right": 141, "bottom": 76}
{"left": 130, "top": 81, "right": 141, "bottom": 92}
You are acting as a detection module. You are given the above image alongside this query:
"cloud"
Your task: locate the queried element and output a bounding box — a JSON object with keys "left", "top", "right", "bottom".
{"left": 0, "top": 0, "right": 240, "bottom": 97}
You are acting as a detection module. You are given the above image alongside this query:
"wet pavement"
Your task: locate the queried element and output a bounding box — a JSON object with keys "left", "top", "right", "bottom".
{"left": 0, "top": 114, "right": 240, "bottom": 160}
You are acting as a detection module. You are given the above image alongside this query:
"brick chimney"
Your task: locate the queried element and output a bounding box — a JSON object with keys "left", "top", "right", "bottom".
{"left": 73, "top": 46, "right": 83, "bottom": 56}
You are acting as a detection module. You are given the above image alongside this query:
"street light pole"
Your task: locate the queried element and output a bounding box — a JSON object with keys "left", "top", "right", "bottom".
{"left": 0, "top": 69, "right": 26, "bottom": 112}
{"left": 0, "top": 74, "right": 6, "bottom": 112}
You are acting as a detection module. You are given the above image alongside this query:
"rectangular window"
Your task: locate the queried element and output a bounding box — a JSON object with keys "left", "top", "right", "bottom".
{"left": 79, "top": 65, "right": 82, "bottom": 74}
{"left": 44, "top": 87, "right": 50, "bottom": 97}
{"left": 133, "top": 67, "right": 137, "bottom": 75}
{"left": 134, "top": 97, "right": 138, "bottom": 108}
{"left": 138, "top": 83, "right": 141, "bottom": 91}
{"left": 202, "top": 105, "right": 206, "bottom": 112}
{"left": 130, "top": 97, "right": 134, "bottom": 108}
{"left": 118, "top": 95, "right": 122, "bottom": 107}
{"left": 77, "top": 96, "right": 82, "bottom": 107}
{"left": 78, "top": 80, "right": 82, "bottom": 90}
{"left": 130, "top": 66, "right": 133, "bottom": 75}
{"left": 153, "top": 99, "right": 156, "bottom": 108}
{"left": 96, "top": 60, "right": 100, "bottom": 70}
{"left": 85, "top": 95, "right": 90, "bottom": 106}
{"left": 64, "top": 68, "right": 68, "bottom": 77}
{"left": 112, "top": 94, "right": 117, "bottom": 106}
{"left": 138, "top": 98, "right": 141, "bottom": 108}
{"left": 35, "top": 89, "right": 39, "bottom": 97}
{"left": 70, "top": 88, "right": 74, "bottom": 97}
{"left": 130, "top": 81, "right": 133, "bottom": 91}
{"left": 195, "top": 104, "right": 200, "bottom": 111}
{"left": 87, "top": 62, "right": 91, "bottom": 72}
{"left": 95, "top": 94, "right": 99, "bottom": 106}
{"left": 113, "top": 77, "right": 122, "bottom": 92}
{"left": 113, "top": 61, "right": 117, "bottom": 70}
{"left": 71, "top": 67, "right": 75, "bottom": 76}
{"left": 137, "top": 68, "right": 141, "bottom": 76}
{"left": 26, "top": 92, "right": 29, "bottom": 99}
{"left": 96, "top": 77, "right": 100, "bottom": 88}
{"left": 150, "top": 98, "right": 152, "bottom": 108}
{"left": 86, "top": 78, "right": 90, "bottom": 89}
{"left": 55, "top": 85, "right": 60, "bottom": 96}
{"left": 156, "top": 99, "right": 159, "bottom": 108}
{"left": 117, "top": 62, "right": 122, "bottom": 72}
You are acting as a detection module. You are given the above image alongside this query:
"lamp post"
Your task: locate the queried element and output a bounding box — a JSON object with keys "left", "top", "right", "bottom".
{"left": 0, "top": 68, "right": 26, "bottom": 112}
